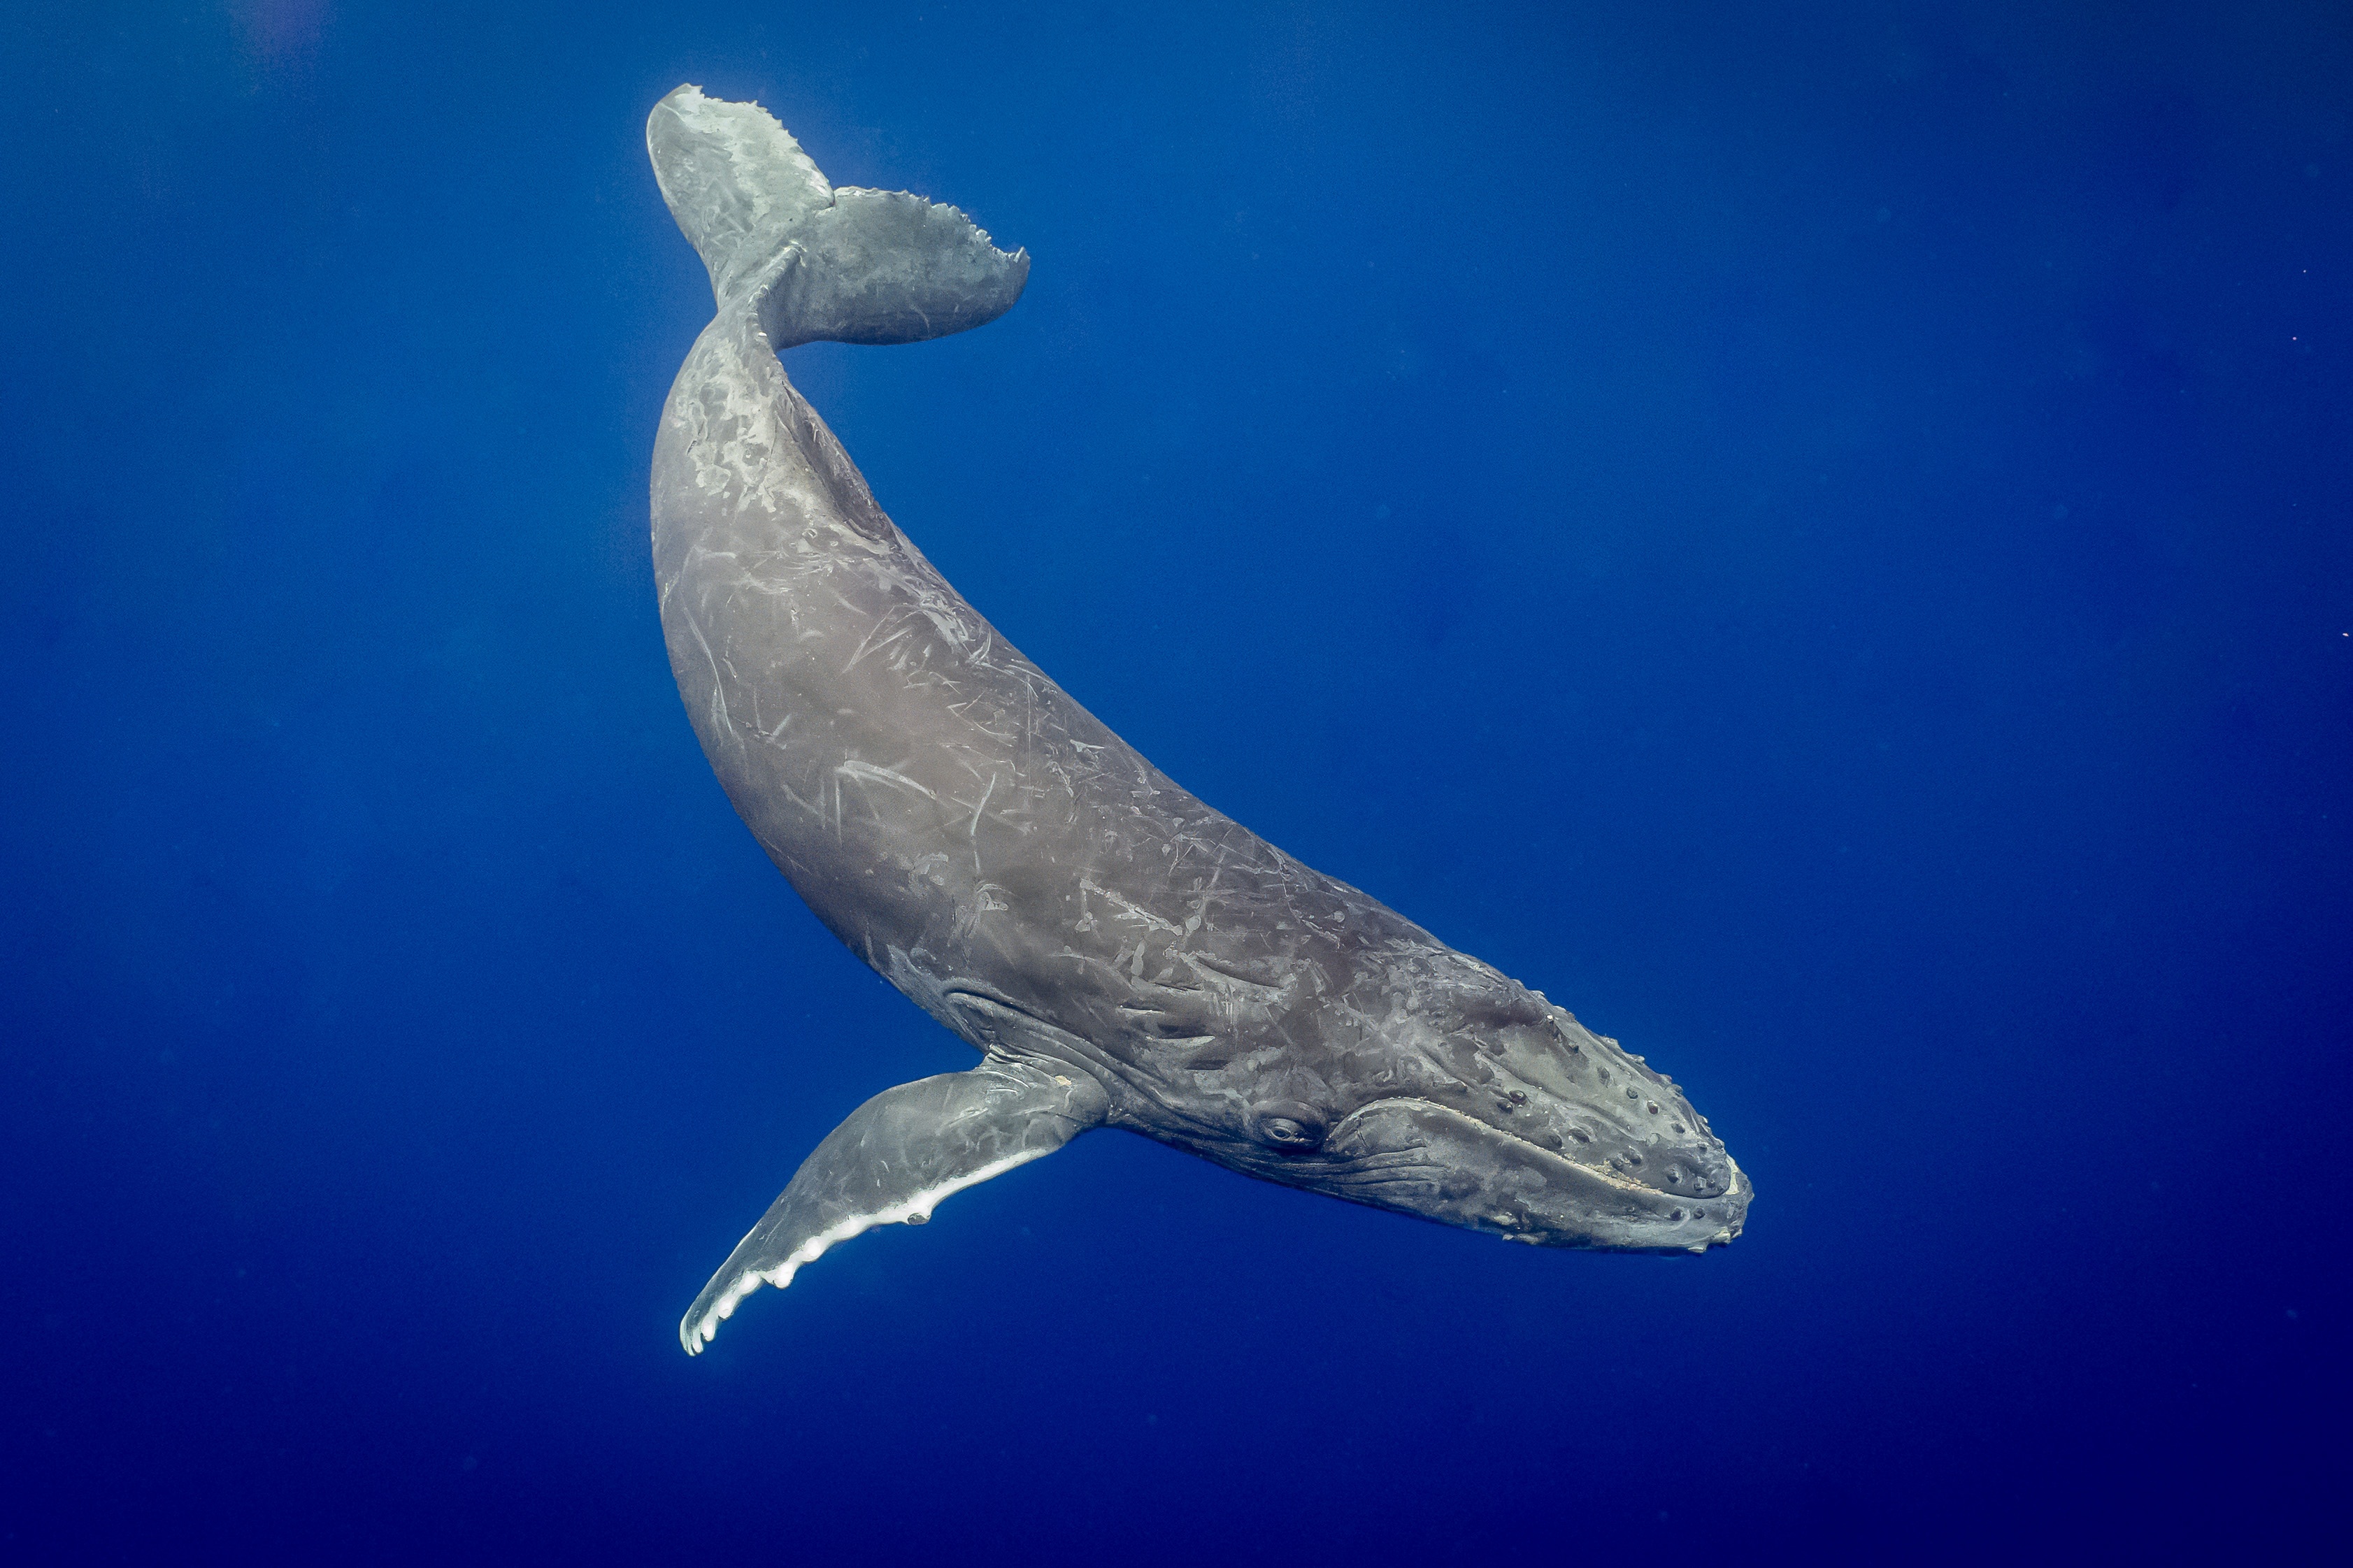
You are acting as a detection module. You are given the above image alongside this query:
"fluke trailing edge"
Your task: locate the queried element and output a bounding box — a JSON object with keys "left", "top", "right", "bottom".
{"left": 645, "top": 85, "right": 1750, "bottom": 1354}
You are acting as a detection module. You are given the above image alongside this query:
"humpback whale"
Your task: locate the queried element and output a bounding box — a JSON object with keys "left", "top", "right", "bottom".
{"left": 645, "top": 86, "right": 1750, "bottom": 1354}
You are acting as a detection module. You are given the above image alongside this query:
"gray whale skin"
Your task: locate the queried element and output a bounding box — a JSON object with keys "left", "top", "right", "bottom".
{"left": 646, "top": 85, "right": 1750, "bottom": 1354}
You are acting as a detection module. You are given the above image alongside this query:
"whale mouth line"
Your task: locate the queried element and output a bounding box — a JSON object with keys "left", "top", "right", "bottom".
{"left": 1328, "top": 1095, "right": 1658, "bottom": 1193}
{"left": 1326, "top": 1095, "right": 1749, "bottom": 1235}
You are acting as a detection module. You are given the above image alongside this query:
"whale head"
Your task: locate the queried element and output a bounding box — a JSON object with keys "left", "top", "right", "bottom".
{"left": 1160, "top": 961, "right": 1750, "bottom": 1253}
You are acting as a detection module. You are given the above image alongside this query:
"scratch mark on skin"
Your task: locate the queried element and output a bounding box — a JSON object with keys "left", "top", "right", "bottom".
{"left": 837, "top": 759, "right": 939, "bottom": 801}
{"left": 682, "top": 612, "right": 740, "bottom": 753}
{"left": 1081, "top": 877, "right": 1180, "bottom": 935}
{"left": 846, "top": 617, "right": 916, "bottom": 672}
{"left": 968, "top": 772, "right": 996, "bottom": 837}
{"left": 774, "top": 779, "right": 825, "bottom": 819}
{"left": 952, "top": 881, "right": 1010, "bottom": 943}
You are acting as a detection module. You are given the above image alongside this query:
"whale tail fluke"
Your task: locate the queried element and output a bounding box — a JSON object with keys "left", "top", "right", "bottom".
{"left": 648, "top": 85, "right": 1029, "bottom": 350}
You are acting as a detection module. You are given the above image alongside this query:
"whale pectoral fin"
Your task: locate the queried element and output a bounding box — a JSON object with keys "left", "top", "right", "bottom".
{"left": 679, "top": 1059, "right": 1106, "bottom": 1354}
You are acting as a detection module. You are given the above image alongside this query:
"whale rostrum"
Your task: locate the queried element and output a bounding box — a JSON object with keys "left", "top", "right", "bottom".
{"left": 645, "top": 85, "right": 1750, "bottom": 1354}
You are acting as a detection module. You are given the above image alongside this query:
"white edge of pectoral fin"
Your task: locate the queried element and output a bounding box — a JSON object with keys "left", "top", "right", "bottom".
{"left": 678, "top": 1145, "right": 1055, "bottom": 1355}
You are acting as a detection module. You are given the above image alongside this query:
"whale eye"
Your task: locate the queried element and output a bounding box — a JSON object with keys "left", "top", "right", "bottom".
{"left": 1251, "top": 1102, "right": 1328, "bottom": 1154}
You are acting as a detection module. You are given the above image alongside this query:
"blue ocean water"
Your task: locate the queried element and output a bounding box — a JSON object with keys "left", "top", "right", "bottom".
{"left": 3, "top": 1, "right": 2347, "bottom": 1560}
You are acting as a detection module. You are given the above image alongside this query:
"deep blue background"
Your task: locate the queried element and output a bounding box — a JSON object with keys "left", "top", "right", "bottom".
{"left": 3, "top": 1, "right": 2348, "bottom": 1560}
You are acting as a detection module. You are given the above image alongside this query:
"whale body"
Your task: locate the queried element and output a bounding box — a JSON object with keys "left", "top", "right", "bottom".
{"left": 645, "top": 85, "right": 1750, "bottom": 1354}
